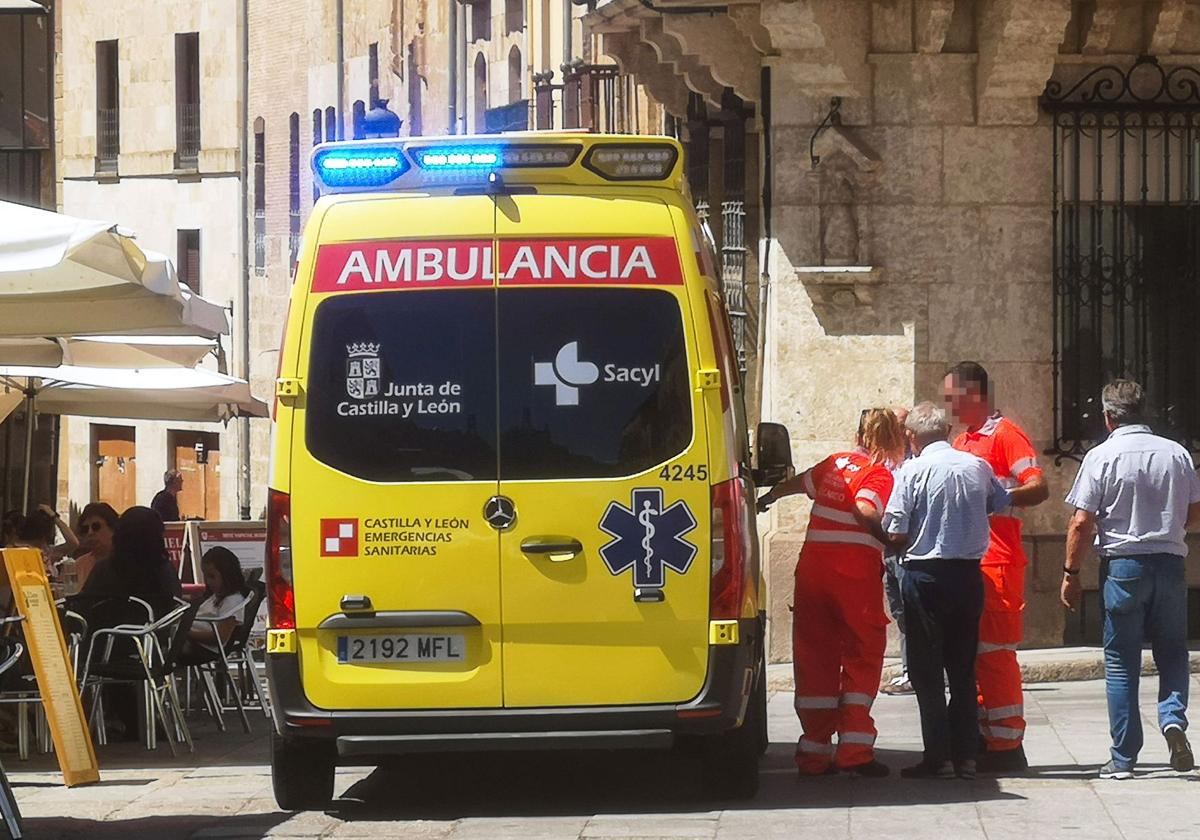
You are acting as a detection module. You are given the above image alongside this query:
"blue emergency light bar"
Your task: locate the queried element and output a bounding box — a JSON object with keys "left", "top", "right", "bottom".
{"left": 312, "top": 146, "right": 410, "bottom": 189}
{"left": 310, "top": 136, "right": 677, "bottom": 194}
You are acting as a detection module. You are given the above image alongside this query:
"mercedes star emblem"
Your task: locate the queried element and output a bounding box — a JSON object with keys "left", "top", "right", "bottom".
{"left": 483, "top": 495, "right": 517, "bottom": 531}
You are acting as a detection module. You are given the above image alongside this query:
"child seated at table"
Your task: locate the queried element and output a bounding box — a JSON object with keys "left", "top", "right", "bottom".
{"left": 188, "top": 547, "right": 250, "bottom": 653}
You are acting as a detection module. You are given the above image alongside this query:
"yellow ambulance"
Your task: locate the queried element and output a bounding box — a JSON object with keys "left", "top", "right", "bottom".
{"left": 265, "top": 133, "right": 794, "bottom": 809}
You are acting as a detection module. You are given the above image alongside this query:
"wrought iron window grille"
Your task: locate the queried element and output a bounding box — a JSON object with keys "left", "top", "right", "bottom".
{"left": 1041, "top": 56, "right": 1200, "bottom": 462}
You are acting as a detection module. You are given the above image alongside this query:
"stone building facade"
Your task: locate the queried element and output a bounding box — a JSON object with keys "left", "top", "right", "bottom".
{"left": 56, "top": 0, "right": 246, "bottom": 521}
{"left": 586, "top": 0, "right": 1200, "bottom": 661}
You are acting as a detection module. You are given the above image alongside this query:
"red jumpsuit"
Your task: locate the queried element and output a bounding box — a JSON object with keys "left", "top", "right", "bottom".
{"left": 953, "top": 413, "right": 1043, "bottom": 753}
{"left": 793, "top": 450, "right": 894, "bottom": 774}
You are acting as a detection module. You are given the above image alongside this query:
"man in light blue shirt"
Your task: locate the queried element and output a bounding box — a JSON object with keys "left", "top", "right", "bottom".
{"left": 1062, "top": 379, "right": 1200, "bottom": 780}
{"left": 878, "top": 402, "right": 1009, "bottom": 780}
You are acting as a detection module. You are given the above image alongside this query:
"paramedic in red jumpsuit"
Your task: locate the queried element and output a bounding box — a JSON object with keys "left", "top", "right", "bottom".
{"left": 758, "top": 409, "right": 907, "bottom": 778}
{"left": 945, "top": 362, "right": 1049, "bottom": 774}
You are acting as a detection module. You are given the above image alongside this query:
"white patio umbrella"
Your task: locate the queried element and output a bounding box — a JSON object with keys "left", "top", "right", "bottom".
{"left": 0, "top": 365, "right": 267, "bottom": 507}
{"left": 0, "top": 201, "right": 229, "bottom": 338}
{"left": 0, "top": 334, "right": 217, "bottom": 368}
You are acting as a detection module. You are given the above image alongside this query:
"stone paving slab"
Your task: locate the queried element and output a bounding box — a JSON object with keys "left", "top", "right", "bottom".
{"left": 8, "top": 675, "right": 1200, "bottom": 839}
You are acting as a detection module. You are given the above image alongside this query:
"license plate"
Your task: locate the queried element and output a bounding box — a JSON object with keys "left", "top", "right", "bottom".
{"left": 336, "top": 633, "right": 465, "bottom": 664}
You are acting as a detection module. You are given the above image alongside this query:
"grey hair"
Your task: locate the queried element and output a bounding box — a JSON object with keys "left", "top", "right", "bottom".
{"left": 163, "top": 469, "right": 183, "bottom": 485}
{"left": 1101, "top": 379, "right": 1145, "bottom": 425}
{"left": 905, "top": 401, "right": 950, "bottom": 440}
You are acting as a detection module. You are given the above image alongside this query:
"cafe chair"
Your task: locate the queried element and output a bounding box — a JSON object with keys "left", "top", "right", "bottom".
{"left": 78, "top": 600, "right": 197, "bottom": 756}
{"left": 180, "top": 581, "right": 268, "bottom": 733}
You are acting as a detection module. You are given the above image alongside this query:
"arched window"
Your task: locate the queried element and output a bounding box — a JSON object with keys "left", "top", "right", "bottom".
{"left": 473, "top": 52, "right": 488, "bottom": 133}
{"left": 505, "top": 0, "right": 523, "bottom": 34}
{"left": 352, "top": 99, "right": 365, "bottom": 140}
{"left": 288, "top": 113, "right": 300, "bottom": 267}
{"left": 324, "top": 106, "right": 336, "bottom": 141}
{"left": 407, "top": 43, "right": 423, "bottom": 137}
{"left": 253, "top": 117, "right": 265, "bottom": 275}
{"left": 471, "top": 0, "right": 490, "bottom": 42}
{"left": 508, "top": 46, "right": 522, "bottom": 104}
{"left": 312, "top": 109, "right": 322, "bottom": 202}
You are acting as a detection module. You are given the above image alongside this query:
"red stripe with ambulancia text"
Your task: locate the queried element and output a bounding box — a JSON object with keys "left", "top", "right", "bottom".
{"left": 310, "top": 237, "right": 684, "bottom": 292}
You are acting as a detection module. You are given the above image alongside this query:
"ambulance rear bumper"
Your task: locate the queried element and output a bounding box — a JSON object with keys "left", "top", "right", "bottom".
{"left": 266, "top": 617, "right": 761, "bottom": 757}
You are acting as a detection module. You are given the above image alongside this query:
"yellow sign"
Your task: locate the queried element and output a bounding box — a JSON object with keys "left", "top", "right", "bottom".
{"left": 2, "top": 548, "right": 99, "bottom": 787}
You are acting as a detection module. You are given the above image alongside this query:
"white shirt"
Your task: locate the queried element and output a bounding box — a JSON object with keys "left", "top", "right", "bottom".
{"left": 195, "top": 591, "right": 250, "bottom": 650}
{"left": 1065, "top": 424, "right": 1200, "bottom": 558}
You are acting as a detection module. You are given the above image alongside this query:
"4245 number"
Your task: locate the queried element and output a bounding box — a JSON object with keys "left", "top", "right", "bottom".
{"left": 659, "top": 464, "right": 708, "bottom": 482}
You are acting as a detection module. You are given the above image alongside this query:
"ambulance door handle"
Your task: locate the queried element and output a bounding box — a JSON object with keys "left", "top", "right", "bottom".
{"left": 519, "top": 536, "right": 583, "bottom": 561}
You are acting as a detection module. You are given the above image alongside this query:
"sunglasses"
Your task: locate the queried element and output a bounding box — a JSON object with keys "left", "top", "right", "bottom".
{"left": 81, "top": 522, "right": 108, "bottom": 534}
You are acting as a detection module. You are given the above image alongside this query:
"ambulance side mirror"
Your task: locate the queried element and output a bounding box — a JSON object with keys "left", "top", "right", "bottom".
{"left": 753, "top": 422, "right": 794, "bottom": 488}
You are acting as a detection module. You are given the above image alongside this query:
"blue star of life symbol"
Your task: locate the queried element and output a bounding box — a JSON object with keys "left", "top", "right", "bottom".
{"left": 599, "top": 488, "right": 698, "bottom": 589}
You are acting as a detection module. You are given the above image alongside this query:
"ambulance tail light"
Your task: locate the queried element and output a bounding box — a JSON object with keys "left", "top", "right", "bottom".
{"left": 710, "top": 477, "right": 753, "bottom": 620}
{"left": 582, "top": 143, "right": 678, "bottom": 181}
{"left": 266, "top": 488, "right": 295, "bottom": 631}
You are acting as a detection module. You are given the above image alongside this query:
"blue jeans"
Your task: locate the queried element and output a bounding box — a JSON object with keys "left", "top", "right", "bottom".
{"left": 884, "top": 553, "right": 906, "bottom": 674}
{"left": 1102, "top": 554, "right": 1190, "bottom": 770}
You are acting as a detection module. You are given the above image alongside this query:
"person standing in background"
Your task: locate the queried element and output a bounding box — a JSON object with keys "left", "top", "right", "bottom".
{"left": 151, "top": 470, "right": 184, "bottom": 523}
{"left": 759, "top": 408, "right": 907, "bottom": 778}
{"left": 1062, "top": 380, "right": 1200, "bottom": 779}
{"left": 881, "top": 406, "right": 914, "bottom": 696}
{"left": 945, "top": 361, "right": 1048, "bottom": 773}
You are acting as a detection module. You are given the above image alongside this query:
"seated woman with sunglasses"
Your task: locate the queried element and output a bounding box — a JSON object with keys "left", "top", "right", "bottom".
{"left": 74, "top": 502, "right": 119, "bottom": 590}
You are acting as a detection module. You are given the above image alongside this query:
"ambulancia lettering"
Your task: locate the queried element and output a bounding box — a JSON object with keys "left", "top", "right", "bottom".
{"left": 312, "top": 237, "right": 683, "bottom": 291}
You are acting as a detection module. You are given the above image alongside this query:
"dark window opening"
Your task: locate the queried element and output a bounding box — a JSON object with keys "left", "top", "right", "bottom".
{"left": 325, "top": 106, "right": 336, "bottom": 142}
{"left": 505, "top": 0, "right": 523, "bottom": 34}
{"left": 174, "top": 33, "right": 200, "bottom": 169}
{"left": 312, "top": 109, "right": 322, "bottom": 202}
{"left": 288, "top": 112, "right": 300, "bottom": 268}
{"left": 253, "top": 120, "right": 265, "bottom": 275}
{"left": 351, "top": 99, "right": 365, "bottom": 140}
{"left": 176, "top": 229, "right": 200, "bottom": 294}
{"left": 406, "top": 44, "right": 423, "bottom": 137}
{"left": 368, "top": 42, "right": 379, "bottom": 107}
{"left": 471, "top": 0, "right": 491, "bottom": 42}
{"left": 473, "top": 53, "right": 487, "bottom": 134}
{"left": 508, "top": 45, "right": 521, "bottom": 104}
{"left": 0, "top": 13, "right": 50, "bottom": 152}
{"left": 95, "top": 39, "right": 119, "bottom": 172}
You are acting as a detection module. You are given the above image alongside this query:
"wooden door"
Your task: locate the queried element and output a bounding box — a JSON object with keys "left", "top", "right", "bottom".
{"left": 171, "top": 431, "right": 220, "bottom": 519}
{"left": 92, "top": 426, "right": 136, "bottom": 513}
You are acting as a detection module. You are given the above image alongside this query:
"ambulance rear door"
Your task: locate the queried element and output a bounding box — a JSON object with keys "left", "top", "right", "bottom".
{"left": 290, "top": 194, "right": 505, "bottom": 711}
{"left": 494, "top": 191, "right": 712, "bottom": 708}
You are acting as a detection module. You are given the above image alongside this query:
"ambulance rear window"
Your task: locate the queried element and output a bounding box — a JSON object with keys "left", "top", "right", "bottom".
{"left": 498, "top": 288, "right": 691, "bottom": 480}
{"left": 304, "top": 291, "right": 498, "bottom": 482}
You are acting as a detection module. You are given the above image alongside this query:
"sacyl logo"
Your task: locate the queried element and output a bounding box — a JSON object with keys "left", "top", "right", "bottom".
{"left": 534, "top": 341, "right": 599, "bottom": 406}
{"left": 346, "top": 342, "right": 381, "bottom": 400}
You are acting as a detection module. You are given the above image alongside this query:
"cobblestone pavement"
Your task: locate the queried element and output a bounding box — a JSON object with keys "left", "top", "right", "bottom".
{"left": 9, "top": 675, "right": 1199, "bottom": 839}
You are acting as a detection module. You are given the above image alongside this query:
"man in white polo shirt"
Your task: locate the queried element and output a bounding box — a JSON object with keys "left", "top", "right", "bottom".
{"left": 1062, "top": 380, "right": 1200, "bottom": 780}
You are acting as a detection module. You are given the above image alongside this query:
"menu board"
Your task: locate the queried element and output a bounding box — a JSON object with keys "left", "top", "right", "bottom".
{"left": 2, "top": 548, "right": 99, "bottom": 787}
{"left": 164, "top": 521, "right": 189, "bottom": 580}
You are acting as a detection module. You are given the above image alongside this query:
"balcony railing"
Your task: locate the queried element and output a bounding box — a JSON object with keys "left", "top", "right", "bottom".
{"left": 96, "top": 107, "right": 119, "bottom": 172}
{"left": 484, "top": 100, "right": 530, "bottom": 134}
{"left": 176, "top": 103, "right": 200, "bottom": 169}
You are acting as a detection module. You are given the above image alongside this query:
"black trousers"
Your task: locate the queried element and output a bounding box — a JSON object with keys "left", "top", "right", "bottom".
{"left": 901, "top": 558, "right": 984, "bottom": 765}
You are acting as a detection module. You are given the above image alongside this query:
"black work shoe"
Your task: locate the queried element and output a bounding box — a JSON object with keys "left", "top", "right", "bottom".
{"left": 900, "top": 760, "right": 955, "bottom": 779}
{"left": 977, "top": 744, "right": 1029, "bottom": 774}
{"left": 844, "top": 760, "right": 890, "bottom": 778}
{"left": 1164, "top": 726, "right": 1194, "bottom": 772}
{"left": 1098, "top": 760, "right": 1133, "bottom": 780}
{"left": 955, "top": 760, "right": 977, "bottom": 780}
